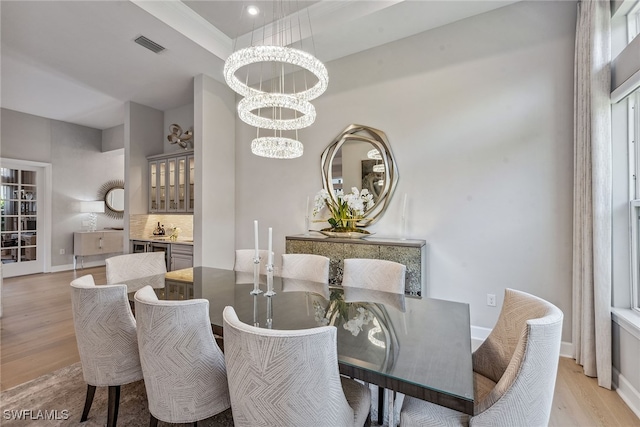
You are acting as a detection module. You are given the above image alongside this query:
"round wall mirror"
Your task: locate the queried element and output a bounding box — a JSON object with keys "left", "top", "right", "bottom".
{"left": 98, "top": 180, "right": 125, "bottom": 219}
{"left": 321, "top": 125, "right": 398, "bottom": 227}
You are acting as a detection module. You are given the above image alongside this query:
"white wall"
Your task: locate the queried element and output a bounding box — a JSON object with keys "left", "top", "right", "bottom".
{"left": 194, "top": 74, "right": 236, "bottom": 268}
{"left": 234, "top": 0, "right": 577, "bottom": 341}
{"left": 1, "top": 108, "right": 124, "bottom": 268}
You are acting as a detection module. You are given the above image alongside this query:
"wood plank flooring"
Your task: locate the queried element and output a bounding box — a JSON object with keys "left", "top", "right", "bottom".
{"left": 1, "top": 268, "right": 639, "bottom": 425}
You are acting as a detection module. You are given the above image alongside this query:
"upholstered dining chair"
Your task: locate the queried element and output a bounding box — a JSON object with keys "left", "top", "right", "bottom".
{"left": 105, "top": 252, "right": 167, "bottom": 292}
{"left": 342, "top": 258, "right": 406, "bottom": 294}
{"left": 234, "top": 249, "right": 270, "bottom": 274}
{"left": 400, "top": 288, "right": 564, "bottom": 427}
{"left": 70, "top": 274, "right": 143, "bottom": 427}
{"left": 281, "top": 253, "right": 330, "bottom": 282}
{"left": 134, "top": 285, "right": 230, "bottom": 426}
{"left": 222, "top": 305, "right": 372, "bottom": 427}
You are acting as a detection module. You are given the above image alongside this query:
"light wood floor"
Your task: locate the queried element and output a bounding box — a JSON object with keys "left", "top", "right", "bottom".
{"left": 1, "top": 268, "right": 639, "bottom": 426}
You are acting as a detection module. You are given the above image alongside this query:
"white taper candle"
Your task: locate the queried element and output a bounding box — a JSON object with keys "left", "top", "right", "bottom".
{"left": 268, "top": 227, "right": 273, "bottom": 265}
{"left": 254, "top": 220, "right": 259, "bottom": 258}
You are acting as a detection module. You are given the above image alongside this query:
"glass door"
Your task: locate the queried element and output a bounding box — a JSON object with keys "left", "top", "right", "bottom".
{"left": 1, "top": 161, "right": 46, "bottom": 276}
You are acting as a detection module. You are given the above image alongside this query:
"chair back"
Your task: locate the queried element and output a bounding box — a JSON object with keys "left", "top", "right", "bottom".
{"left": 471, "top": 288, "right": 563, "bottom": 426}
{"left": 234, "top": 249, "right": 270, "bottom": 275}
{"left": 134, "top": 286, "right": 230, "bottom": 423}
{"left": 342, "top": 258, "right": 406, "bottom": 294}
{"left": 70, "top": 274, "right": 143, "bottom": 387}
{"left": 222, "top": 306, "right": 354, "bottom": 427}
{"left": 281, "top": 253, "right": 330, "bottom": 282}
{"left": 105, "top": 252, "right": 167, "bottom": 290}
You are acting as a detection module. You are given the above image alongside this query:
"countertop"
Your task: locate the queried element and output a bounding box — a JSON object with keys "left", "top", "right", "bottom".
{"left": 130, "top": 236, "right": 193, "bottom": 245}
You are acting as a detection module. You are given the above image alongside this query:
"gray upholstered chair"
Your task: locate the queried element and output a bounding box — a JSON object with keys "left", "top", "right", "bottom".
{"left": 400, "top": 288, "right": 564, "bottom": 427}
{"left": 342, "top": 258, "right": 406, "bottom": 294}
{"left": 70, "top": 274, "right": 143, "bottom": 427}
{"left": 222, "top": 305, "right": 371, "bottom": 427}
{"left": 134, "top": 285, "right": 230, "bottom": 426}
{"left": 105, "top": 252, "right": 167, "bottom": 292}
{"left": 234, "top": 249, "right": 270, "bottom": 275}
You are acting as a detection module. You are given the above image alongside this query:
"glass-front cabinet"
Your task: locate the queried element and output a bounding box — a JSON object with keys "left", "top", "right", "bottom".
{"left": 1, "top": 167, "right": 38, "bottom": 264}
{"left": 148, "top": 150, "right": 194, "bottom": 213}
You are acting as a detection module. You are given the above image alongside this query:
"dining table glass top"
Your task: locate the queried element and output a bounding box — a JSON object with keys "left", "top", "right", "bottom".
{"left": 126, "top": 266, "right": 474, "bottom": 415}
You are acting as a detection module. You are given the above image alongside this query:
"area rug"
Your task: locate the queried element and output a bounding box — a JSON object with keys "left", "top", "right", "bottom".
{"left": 0, "top": 363, "right": 396, "bottom": 426}
{"left": 0, "top": 363, "right": 234, "bottom": 426}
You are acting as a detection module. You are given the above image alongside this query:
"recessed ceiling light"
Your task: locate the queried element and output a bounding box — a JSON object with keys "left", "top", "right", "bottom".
{"left": 247, "top": 5, "right": 259, "bottom": 16}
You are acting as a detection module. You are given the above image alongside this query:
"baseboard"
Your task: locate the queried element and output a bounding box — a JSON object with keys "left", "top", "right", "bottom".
{"left": 471, "top": 325, "right": 573, "bottom": 358}
{"left": 613, "top": 367, "right": 640, "bottom": 420}
{"left": 49, "top": 260, "right": 106, "bottom": 273}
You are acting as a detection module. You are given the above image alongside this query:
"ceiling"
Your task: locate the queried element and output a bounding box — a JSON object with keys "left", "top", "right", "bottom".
{"left": 0, "top": 1, "right": 517, "bottom": 130}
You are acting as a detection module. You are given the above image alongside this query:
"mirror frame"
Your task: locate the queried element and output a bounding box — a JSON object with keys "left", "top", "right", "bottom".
{"left": 321, "top": 124, "right": 399, "bottom": 227}
{"left": 98, "top": 179, "right": 125, "bottom": 219}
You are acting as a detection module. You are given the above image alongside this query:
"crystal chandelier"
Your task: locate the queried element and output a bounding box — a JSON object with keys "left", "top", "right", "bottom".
{"left": 223, "top": 2, "right": 328, "bottom": 159}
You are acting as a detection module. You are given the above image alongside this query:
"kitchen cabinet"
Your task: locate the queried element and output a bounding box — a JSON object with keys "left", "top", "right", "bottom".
{"left": 74, "top": 230, "right": 124, "bottom": 269}
{"left": 130, "top": 239, "right": 193, "bottom": 272}
{"left": 170, "top": 244, "right": 194, "bottom": 271}
{"left": 285, "top": 234, "right": 426, "bottom": 296}
{"left": 148, "top": 151, "right": 194, "bottom": 213}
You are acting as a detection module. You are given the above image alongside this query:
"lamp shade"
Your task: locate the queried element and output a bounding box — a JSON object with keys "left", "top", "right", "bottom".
{"left": 80, "top": 201, "right": 105, "bottom": 213}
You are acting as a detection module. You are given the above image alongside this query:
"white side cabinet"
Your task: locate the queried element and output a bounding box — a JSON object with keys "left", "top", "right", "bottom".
{"left": 74, "top": 230, "right": 124, "bottom": 269}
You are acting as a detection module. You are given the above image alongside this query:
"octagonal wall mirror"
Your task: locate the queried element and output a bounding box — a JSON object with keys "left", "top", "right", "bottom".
{"left": 321, "top": 124, "right": 399, "bottom": 227}
{"left": 98, "top": 179, "right": 125, "bottom": 219}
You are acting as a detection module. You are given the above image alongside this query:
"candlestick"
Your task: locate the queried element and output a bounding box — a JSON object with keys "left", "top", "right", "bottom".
{"left": 254, "top": 220, "right": 259, "bottom": 259}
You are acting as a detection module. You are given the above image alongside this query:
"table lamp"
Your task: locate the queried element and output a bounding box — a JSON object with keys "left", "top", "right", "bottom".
{"left": 80, "top": 201, "right": 105, "bottom": 232}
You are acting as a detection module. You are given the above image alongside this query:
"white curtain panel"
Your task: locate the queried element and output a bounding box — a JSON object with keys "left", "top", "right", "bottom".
{"left": 572, "top": 0, "right": 612, "bottom": 389}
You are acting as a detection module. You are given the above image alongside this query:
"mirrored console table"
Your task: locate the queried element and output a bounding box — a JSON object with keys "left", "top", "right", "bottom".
{"left": 285, "top": 234, "right": 427, "bottom": 296}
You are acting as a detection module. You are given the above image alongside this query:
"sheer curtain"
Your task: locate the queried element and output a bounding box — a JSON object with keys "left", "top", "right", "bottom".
{"left": 572, "top": 0, "right": 612, "bottom": 389}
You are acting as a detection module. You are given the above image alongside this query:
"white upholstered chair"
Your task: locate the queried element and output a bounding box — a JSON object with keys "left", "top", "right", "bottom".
{"left": 234, "top": 249, "right": 270, "bottom": 275}
{"left": 342, "top": 258, "right": 406, "bottom": 294}
{"left": 70, "top": 274, "right": 143, "bottom": 427}
{"left": 105, "top": 252, "right": 167, "bottom": 292}
{"left": 222, "top": 306, "right": 372, "bottom": 427}
{"left": 134, "top": 285, "right": 230, "bottom": 426}
{"left": 400, "top": 288, "right": 564, "bottom": 427}
{"left": 281, "top": 253, "right": 330, "bottom": 282}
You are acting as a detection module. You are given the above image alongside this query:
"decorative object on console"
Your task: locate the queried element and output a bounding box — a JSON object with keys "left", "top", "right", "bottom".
{"left": 98, "top": 180, "right": 125, "bottom": 219}
{"left": 313, "top": 187, "right": 374, "bottom": 237}
{"left": 167, "top": 124, "right": 193, "bottom": 150}
{"left": 223, "top": 2, "right": 328, "bottom": 159}
{"left": 321, "top": 125, "right": 399, "bottom": 227}
{"left": 79, "top": 201, "right": 105, "bottom": 232}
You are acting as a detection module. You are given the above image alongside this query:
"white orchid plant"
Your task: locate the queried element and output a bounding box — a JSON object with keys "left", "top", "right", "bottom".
{"left": 313, "top": 187, "right": 375, "bottom": 233}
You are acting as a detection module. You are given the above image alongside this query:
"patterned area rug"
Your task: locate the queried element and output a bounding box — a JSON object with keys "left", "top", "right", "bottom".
{"left": 0, "top": 363, "right": 395, "bottom": 426}
{"left": 0, "top": 363, "right": 234, "bottom": 426}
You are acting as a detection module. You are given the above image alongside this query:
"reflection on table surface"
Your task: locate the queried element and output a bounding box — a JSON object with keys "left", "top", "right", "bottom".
{"left": 125, "top": 266, "right": 474, "bottom": 415}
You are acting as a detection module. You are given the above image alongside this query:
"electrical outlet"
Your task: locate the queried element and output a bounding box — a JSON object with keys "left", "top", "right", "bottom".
{"left": 59, "top": 248, "right": 65, "bottom": 255}
{"left": 487, "top": 294, "right": 496, "bottom": 307}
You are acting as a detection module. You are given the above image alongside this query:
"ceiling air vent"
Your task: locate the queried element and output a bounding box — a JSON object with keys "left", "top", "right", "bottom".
{"left": 134, "top": 35, "right": 165, "bottom": 54}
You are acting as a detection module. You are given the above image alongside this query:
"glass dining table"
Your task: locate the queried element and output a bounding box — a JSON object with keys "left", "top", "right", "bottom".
{"left": 126, "top": 266, "right": 474, "bottom": 425}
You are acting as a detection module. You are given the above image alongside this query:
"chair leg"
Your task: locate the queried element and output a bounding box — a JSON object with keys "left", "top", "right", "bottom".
{"left": 80, "top": 384, "right": 96, "bottom": 422}
{"left": 193, "top": 422, "right": 198, "bottom": 427}
{"left": 107, "top": 385, "right": 121, "bottom": 427}
{"left": 149, "top": 414, "right": 159, "bottom": 427}
{"left": 378, "top": 387, "right": 384, "bottom": 425}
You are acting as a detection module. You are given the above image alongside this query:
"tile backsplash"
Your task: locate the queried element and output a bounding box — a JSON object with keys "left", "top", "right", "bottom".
{"left": 130, "top": 214, "right": 193, "bottom": 239}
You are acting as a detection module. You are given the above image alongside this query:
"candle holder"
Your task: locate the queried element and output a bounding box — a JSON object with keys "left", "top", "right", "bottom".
{"left": 252, "top": 295, "right": 259, "bottom": 327}
{"left": 250, "top": 256, "right": 263, "bottom": 295}
{"left": 266, "top": 295, "right": 273, "bottom": 329}
{"left": 264, "top": 264, "right": 276, "bottom": 296}
{"left": 304, "top": 216, "right": 310, "bottom": 236}
{"left": 400, "top": 215, "right": 407, "bottom": 241}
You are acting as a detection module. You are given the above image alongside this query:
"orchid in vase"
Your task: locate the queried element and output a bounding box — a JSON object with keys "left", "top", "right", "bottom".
{"left": 313, "top": 187, "right": 375, "bottom": 234}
